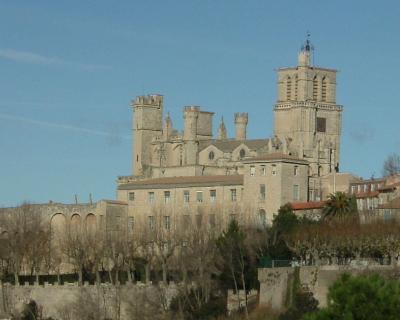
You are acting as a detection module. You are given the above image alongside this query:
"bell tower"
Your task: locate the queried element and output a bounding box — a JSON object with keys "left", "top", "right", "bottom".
{"left": 273, "top": 37, "right": 343, "bottom": 183}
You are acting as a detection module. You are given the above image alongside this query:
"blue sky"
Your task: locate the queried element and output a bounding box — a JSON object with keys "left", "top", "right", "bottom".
{"left": 0, "top": 1, "right": 399, "bottom": 207}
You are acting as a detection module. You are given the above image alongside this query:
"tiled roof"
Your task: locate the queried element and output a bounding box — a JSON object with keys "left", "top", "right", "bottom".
{"left": 354, "top": 191, "right": 380, "bottom": 199}
{"left": 198, "top": 139, "right": 269, "bottom": 152}
{"left": 291, "top": 201, "right": 326, "bottom": 210}
{"left": 378, "top": 197, "right": 400, "bottom": 209}
{"left": 378, "top": 182, "right": 400, "bottom": 192}
{"left": 244, "top": 153, "right": 308, "bottom": 163}
{"left": 118, "top": 174, "right": 244, "bottom": 190}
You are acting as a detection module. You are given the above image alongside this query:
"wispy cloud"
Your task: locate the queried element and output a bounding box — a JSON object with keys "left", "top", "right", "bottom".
{"left": 0, "top": 113, "right": 129, "bottom": 141}
{"left": 0, "top": 48, "right": 111, "bottom": 71}
{"left": 349, "top": 126, "right": 375, "bottom": 144}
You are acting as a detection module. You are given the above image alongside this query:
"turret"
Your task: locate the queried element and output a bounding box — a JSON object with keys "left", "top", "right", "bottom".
{"left": 234, "top": 113, "right": 248, "bottom": 140}
{"left": 217, "top": 117, "right": 227, "bottom": 140}
{"left": 131, "top": 94, "right": 163, "bottom": 175}
{"left": 183, "top": 106, "right": 199, "bottom": 141}
{"left": 163, "top": 113, "right": 173, "bottom": 140}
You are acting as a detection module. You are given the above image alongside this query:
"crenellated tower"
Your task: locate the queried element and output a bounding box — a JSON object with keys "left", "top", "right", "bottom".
{"left": 234, "top": 113, "right": 248, "bottom": 140}
{"left": 131, "top": 94, "right": 163, "bottom": 176}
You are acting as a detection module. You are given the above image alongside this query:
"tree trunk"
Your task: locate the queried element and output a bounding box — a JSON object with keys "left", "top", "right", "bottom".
{"left": 96, "top": 270, "right": 101, "bottom": 285}
{"left": 108, "top": 270, "right": 113, "bottom": 284}
{"left": 127, "top": 269, "right": 132, "bottom": 283}
{"left": 14, "top": 273, "right": 19, "bottom": 286}
{"left": 78, "top": 269, "right": 83, "bottom": 286}
{"left": 145, "top": 263, "right": 150, "bottom": 284}
{"left": 162, "top": 262, "right": 167, "bottom": 284}
{"left": 57, "top": 271, "right": 61, "bottom": 285}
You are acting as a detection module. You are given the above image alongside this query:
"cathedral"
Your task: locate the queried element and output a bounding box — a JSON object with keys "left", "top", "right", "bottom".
{"left": 116, "top": 39, "right": 344, "bottom": 225}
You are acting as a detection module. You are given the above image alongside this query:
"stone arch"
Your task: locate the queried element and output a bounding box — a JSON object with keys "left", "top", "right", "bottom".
{"left": 71, "top": 213, "right": 81, "bottom": 228}
{"left": 85, "top": 213, "right": 96, "bottom": 233}
{"left": 50, "top": 213, "right": 66, "bottom": 241}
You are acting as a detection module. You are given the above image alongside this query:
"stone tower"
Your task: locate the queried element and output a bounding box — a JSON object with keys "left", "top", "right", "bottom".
{"left": 234, "top": 113, "right": 248, "bottom": 140}
{"left": 131, "top": 94, "right": 163, "bottom": 175}
{"left": 183, "top": 106, "right": 200, "bottom": 165}
{"left": 273, "top": 38, "right": 343, "bottom": 179}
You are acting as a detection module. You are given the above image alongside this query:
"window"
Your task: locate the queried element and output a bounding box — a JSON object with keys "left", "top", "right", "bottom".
{"left": 260, "top": 184, "right": 266, "bottom": 200}
{"left": 261, "top": 165, "right": 266, "bottom": 176}
{"left": 164, "top": 216, "right": 171, "bottom": 230}
{"left": 148, "top": 192, "right": 155, "bottom": 204}
{"left": 127, "top": 217, "right": 134, "bottom": 233}
{"left": 313, "top": 76, "right": 318, "bottom": 100}
{"left": 210, "top": 189, "right": 216, "bottom": 202}
{"left": 196, "top": 191, "right": 203, "bottom": 203}
{"left": 294, "top": 75, "right": 298, "bottom": 100}
{"left": 316, "top": 117, "right": 326, "bottom": 133}
{"left": 293, "top": 184, "right": 300, "bottom": 201}
{"left": 239, "top": 149, "right": 246, "bottom": 159}
{"left": 363, "top": 185, "right": 368, "bottom": 192}
{"left": 148, "top": 216, "right": 155, "bottom": 230}
{"left": 208, "top": 151, "right": 215, "bottom": 160}
{"left": 286, "top": 76, "right": 292, "bottom": 100}
{"left": 196, "top": 214, "right": 202, "bottom": 227}
{"left": 321, "top": 77, "right": 327, "bottom": 101}
{"left": 250, "top": 166, "right": 256, "bottom": 176}
{"left": 209, "top": 214, "right": 216, "bottom": 227}
{"left": 230, "top": 189, "right": 237, "bottom": 202}
{"left": 371, "top": 184, "right": 376, "bottom": 192}
{"left": 351, "top": 186, "right": 356, "bottom": 194}
{"left": 128, "top": 192, "right": 135, "bottom": 201}
{"left": 164, "top": 191, "right": 171, "bottom": 204}
{"left": 272, "top": 164, "right": 277, "bottom": 176}
{"left": 183, "top": 190, "right": 190, "bottom": 203}
{"left": 294, "top": 166, "right": 299, "bottom": 176}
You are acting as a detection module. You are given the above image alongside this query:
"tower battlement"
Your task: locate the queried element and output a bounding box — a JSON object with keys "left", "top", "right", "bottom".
{"left": 184, "top": 105, "right": 200, "bottom": 113}
{"left": 234, "top": 113, "right": 248, "bottom": 123}
{"left": 132, "top": 94, "right": 163, "bottom": 107}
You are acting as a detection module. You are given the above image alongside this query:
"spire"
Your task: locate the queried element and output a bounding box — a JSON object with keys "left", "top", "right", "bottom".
{"left": 163, "top": 112, "right": 173, "bottom": 140}
{"left": 217, "top": 116, "right": 227, "bottom": 140}
{"left": 298, "top": 32, "right": 314, "bottom": 67}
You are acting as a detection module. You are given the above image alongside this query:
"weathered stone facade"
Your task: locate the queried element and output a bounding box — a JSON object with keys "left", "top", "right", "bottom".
{"left": 117, "top": 40, "right": 343, "bottom": 226}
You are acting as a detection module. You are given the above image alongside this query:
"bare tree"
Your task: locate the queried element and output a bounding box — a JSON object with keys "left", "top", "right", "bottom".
{"left": 383, "top": 153, "right": 400, "bottom": 177}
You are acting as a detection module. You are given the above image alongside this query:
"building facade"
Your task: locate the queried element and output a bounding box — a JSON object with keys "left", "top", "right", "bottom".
{"left": 117, "top": 40, "right": 342, "bottom": 226}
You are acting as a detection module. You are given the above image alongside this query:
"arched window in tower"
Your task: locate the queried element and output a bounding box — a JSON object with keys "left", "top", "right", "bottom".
{"left": 294, "top": 75, "right": 298, "bottom": 100}
{"left": 313, "top": 76, "right": 318, "bottom": 101}
{"left": 239, "top": 149, "right": 246, "bottom": 159}
{"left": 321, "top": 76, "right": 327, "bottom": 102}
{"left": 286, "top": 76, "right": 291, "bottom": 101}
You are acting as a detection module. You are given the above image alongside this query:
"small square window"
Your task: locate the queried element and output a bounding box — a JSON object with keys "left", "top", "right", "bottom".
{"left": 128, "top": 192, "right": 135, "bottom": 201}
{"left": 294, "top": 166, "right": 299, "bottom": 176}
{"left": 250, "top": 166, "right": 256, "bottom": 176}
{"left": 293, "top": 184, "right": 300, "bottom": 201}
{"left": 272, "top": 165, "right": 277, "bottom": 176}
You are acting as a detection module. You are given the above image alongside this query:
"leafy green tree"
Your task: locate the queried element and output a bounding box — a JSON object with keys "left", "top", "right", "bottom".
{"left": 322, "top": 192, "right": 357, "bottom": 221}
{"left": 304, "top": 273, "right": 400, "bottom": 320}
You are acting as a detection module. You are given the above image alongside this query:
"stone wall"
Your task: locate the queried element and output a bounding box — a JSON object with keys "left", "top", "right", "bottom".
{"left": 0, "top": 281, "right": 178, "bottom": 320}
{"left": 258, "top": 265, "right": 399, "bottom": 311}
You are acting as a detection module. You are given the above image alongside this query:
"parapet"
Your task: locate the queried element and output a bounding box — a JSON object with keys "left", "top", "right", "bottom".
{"left": 234, "top": 112, "right": 248, "bottom": 123}
{"left": 132, "top": 94, "right": 163, "bottom": 108}
{"left": 184, "top": 105, "right": 201, "bottom": 113}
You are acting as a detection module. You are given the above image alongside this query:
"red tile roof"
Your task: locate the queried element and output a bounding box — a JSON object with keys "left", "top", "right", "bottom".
{"left": 291, "top": 201, "right": 326, "bottom": 210}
